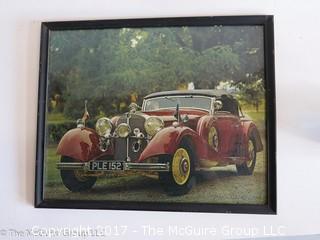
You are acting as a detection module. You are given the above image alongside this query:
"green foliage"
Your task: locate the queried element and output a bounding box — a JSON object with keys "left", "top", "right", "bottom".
{"left": 194, "top": 46, "right": 239, "bottom": 88}
{"left": 47, "top": 26, "right": 265, "bottom": 119}
{"left": 47, "top": 112, "right": 68, "bottom": 123}
{"left": 47, "top": 120, "right": 95, "bottom": 144}
{"left": 238, "top": 79, "right": 265, "bottom": 112}
{"left": 47, "top": 122, "right": 75, "bottom": 144}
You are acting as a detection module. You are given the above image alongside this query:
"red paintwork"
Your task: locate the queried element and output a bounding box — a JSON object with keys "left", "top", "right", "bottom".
{"left": 195, "top": 115, "right": 224, "bottom": 163}
{"left": 57, "top": 103, "right": 263, "bottom": 167}
{"left": 138, "top": 125, "right": 202, "bottom": 162}
{"left": 145, "top": 109, "right": 207, "bottom": 130}
{"left": 56, "top": 128, "right": 112, "bottom": 162}
{"left": 139, "top": 109, "right": 263, "bottom": 166}
{"left": 241, "top": 120, "right": 263, "bottom": 152}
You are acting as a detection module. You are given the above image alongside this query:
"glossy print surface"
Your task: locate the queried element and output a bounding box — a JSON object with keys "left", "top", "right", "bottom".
{"left": 139, "top": 107, "right": 263, "bottom": 166}
{"left": 35, "top": 16, "right": 276, "bottom": 214}
{"left": 57, "top": 128, "right": 110, "bottom": 161}
{"left": 144, "top": 109, "right": 207, "bottom": 130}
{"left": 138, "top": 125, "right": 202, "bottom": 163}
{"left": 57, "top": 106, "right": 263, "bottom": 167}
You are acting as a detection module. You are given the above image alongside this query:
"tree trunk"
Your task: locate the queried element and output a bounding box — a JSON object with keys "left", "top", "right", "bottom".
{"left": 255, "top": 102, "right": 259, "bottom": 112}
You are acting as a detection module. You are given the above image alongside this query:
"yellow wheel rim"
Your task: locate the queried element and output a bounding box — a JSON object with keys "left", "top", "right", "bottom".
{"left": 247, "top": 140, "right": 255, "bottom": 168}
{"left": 172, "top": 148, "right": 191, "bottom": 185}
{"left": 208, "top": 127, "right": 219, "bottom": 152}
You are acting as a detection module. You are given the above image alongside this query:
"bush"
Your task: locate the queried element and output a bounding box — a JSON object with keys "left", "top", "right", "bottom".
{"left": 47, "top": 120, "right": 95, "bottom": 144}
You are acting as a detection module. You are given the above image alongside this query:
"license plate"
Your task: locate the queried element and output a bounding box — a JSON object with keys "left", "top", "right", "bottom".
{"left": 89, "top": 161, "right": 125, "bottom": 171}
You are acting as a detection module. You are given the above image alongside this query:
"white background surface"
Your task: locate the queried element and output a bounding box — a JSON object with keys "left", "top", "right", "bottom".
{"left": 1, "top": 0, "right": 320, "bottom": 239}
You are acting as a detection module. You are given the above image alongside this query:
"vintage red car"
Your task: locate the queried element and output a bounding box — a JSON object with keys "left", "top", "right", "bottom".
{"left": 57, "top": 89, "right": 263, "bottom": 195}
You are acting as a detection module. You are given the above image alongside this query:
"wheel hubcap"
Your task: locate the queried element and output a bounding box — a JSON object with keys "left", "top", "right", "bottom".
{"left": 181, "top": 158, "right": 189, "bottom": 173}
{"left": 172, "top": 148, "right": 191, "bottom": 185}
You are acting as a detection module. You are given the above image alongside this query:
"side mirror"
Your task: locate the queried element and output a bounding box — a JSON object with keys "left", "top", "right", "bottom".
{"left": 214, "top": 100, "right": 223, "bottom": 111}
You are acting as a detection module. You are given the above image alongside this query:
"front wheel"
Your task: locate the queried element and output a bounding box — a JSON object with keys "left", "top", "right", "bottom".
{"left": 159, "top": 141, "right": 195, "bottom": 196}
{"left": 60, "top": 156, "right": 97, "bottom": 192}
{"left": 236, "top": 136, "right": 257, "bottom": 175}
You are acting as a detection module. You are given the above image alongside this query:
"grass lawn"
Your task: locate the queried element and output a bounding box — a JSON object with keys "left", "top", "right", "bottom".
{"left": 47, "top": 112, "right": 72, "bottom": 124}
{"left": 44, "top": 146, "right": 62, "bottom": 187}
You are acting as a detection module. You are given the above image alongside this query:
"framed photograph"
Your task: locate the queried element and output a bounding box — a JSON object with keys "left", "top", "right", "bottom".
{"left": 35, "top": 15, "right": 276, "bottom": 214}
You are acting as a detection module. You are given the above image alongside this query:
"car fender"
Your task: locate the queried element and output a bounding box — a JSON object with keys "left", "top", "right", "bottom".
{"left": 195, "top": 115, "right": 224, "bottom": 162}
{"left": 57, "top": 127, "right": 105, "bottom": 162}
{"left": 241, "top": 121, "right": 263, "bottom": 152}
{"left": 138, "top": 126, "right": 201, "bottom": 162}
{"left": 196, "top": 115, "right": 216, "bottom": 139}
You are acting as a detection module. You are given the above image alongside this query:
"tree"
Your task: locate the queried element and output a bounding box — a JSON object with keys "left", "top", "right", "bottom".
{"left": 47, "top": 26, "right": 264, "bottom": 119}
{"left": 238, "top": 78, "right": 265, "bottom": 112}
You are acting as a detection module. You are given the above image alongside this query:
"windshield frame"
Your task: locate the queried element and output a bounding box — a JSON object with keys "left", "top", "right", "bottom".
{"left": 142, "top": 95, "right": 214, "bottom": 114}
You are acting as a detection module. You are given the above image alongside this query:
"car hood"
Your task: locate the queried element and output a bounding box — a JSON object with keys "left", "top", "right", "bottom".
{"left": 142, "top": 109, "right": 208, "bottom": 129}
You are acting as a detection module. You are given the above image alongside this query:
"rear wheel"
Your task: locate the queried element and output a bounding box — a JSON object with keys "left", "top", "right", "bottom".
{"left": 236, "top": 136, "right": 256, "bottom": 175}
{"left": 159, "top": 141, "right": 195, "bottom": 196}
{"left": 60, "top": 156, "right": 97, "bottom": 192}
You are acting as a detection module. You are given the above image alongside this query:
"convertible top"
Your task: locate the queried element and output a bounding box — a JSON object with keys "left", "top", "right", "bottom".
{"left": 144, "top": 89, "right": 233, "bottom": 99}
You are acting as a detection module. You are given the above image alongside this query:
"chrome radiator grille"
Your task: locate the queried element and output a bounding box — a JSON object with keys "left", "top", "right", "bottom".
{"left": 114, "top": 113, "right": 147, "bottom": 162}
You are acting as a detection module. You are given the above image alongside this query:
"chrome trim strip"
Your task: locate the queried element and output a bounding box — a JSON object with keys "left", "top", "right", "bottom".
{"left": 56, "top": 162, "right": 170, "bottom": 172}
{"left": 126, "top": 113, "right": 131, "bottom": 162}
{"left": 210, "top": 97, "right": 215, "bottom": 115}
{"left": 125, "top": 162, "right": 170, "bottom": 172}
{"left": 142, "top": 95, "right": 213, "bottom": 113}
{"left": 56, "top": 162, "right": 88, "bottom": 170}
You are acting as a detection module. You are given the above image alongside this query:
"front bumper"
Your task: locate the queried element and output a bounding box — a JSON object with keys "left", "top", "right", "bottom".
{"left": 56, "top": 161, "right": 170, "bottom": 172}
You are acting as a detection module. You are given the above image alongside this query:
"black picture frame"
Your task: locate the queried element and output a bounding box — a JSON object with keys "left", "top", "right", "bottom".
{"left": 35, "top": 15, "right": 276, "bottom": 214}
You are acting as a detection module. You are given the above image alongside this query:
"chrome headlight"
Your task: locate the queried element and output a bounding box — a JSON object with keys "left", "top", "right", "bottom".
{"left": 115, "top": 123, "right": 131, "bottom": 138}
{"left": 95, "top": 117, "right": 113, "bottom": 137}
{"left": 144, "top": 116, "right": 164, "bottom": 136}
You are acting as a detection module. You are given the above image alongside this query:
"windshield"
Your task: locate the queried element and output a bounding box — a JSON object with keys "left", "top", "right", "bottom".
{"left": 143, "top": 95, "right": 212, "bottom": 112}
